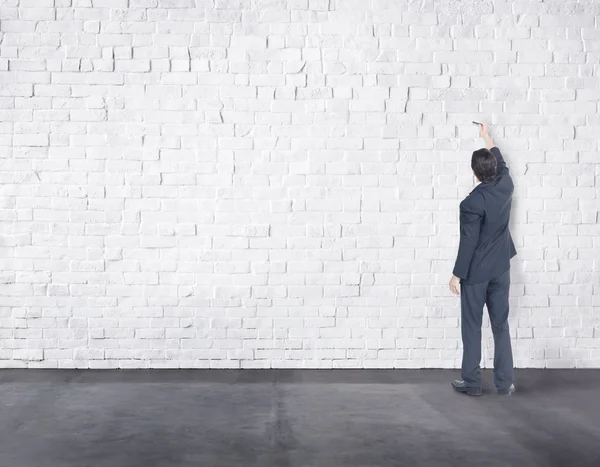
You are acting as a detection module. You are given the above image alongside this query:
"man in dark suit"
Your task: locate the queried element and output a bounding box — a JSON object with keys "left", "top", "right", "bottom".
{"left": 449, "top": 123, "right": 517, "bottom": 397}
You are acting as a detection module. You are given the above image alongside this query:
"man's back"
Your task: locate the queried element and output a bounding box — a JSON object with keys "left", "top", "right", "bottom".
{"left": 453, "top": 146, "right": 517, "bottom": 285}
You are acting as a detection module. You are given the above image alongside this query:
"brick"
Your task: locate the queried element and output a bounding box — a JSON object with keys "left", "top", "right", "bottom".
{"left": 0, "top": 0, "right": 596, "bottom": 370}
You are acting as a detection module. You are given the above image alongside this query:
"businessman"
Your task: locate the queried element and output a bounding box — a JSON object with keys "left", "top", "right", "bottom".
{"left": 449, "top": 123, "right": 517, "bottom": 397}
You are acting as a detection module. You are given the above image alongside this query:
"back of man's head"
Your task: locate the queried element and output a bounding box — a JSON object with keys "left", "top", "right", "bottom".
{"left": 471, "top": 148, "right": 497, "bottom": 183}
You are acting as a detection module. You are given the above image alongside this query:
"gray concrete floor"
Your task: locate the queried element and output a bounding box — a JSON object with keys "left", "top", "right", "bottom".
{"left": 1, "top": 370, "right": 600, "bottom": 467}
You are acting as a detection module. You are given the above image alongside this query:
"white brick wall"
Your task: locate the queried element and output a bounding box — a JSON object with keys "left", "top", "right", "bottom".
{"left": 1, "top": 0, "right": 599, "bottom": 369}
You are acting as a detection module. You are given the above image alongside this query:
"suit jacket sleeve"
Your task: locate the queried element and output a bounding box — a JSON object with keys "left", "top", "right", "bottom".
{"left": 452, "top": 193, "right": 484, "bottom": 280}
{"left": 490, "top": 146, "right": 508, "bottom": 176}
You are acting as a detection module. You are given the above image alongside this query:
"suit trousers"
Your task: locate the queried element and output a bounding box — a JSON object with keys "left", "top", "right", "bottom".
{"left": 460, "top": 268, "right": 514, "bottom": 391}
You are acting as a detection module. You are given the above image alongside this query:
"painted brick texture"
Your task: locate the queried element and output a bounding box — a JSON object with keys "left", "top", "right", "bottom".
{"left": 0, "top": 0, "right": 599, "bottom": 369}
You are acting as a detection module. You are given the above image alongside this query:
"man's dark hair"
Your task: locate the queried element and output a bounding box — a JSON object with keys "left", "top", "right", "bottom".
{"left": 471, "top": 148, "right": 497, "bottom": 183}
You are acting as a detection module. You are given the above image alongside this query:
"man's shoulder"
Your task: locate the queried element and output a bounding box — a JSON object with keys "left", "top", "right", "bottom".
{"left": 463, "top": 188, "right": 484, "bottom": 203}
{"left": 461, "top": 190, "right": 485, "bottom": 211}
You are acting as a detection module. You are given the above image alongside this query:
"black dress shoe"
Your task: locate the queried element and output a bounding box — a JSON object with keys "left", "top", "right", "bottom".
{"left": 452, "top": 380, "right": 483, "bottom": 396}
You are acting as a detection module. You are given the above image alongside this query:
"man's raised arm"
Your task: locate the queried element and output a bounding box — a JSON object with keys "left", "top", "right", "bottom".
{"left": 480, "top": 123, "right": 508, "bottom": 176}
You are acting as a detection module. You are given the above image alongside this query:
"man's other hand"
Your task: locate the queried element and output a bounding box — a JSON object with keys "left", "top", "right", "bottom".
{"left": 449, "top": 275, "right": 461, "bottom": 295}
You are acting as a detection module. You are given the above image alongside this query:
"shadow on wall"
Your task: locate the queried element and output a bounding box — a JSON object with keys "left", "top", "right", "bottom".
{"left": 505, "top": 149, "right": 527, "bottom": 293}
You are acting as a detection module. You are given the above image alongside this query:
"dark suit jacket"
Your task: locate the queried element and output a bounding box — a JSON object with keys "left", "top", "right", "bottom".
{"left": 453, "top": 146, "right": 517, "bottom": 285}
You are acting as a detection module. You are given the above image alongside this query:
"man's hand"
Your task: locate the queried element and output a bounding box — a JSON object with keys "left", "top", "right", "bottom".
{"left": 478, "top": 122, "right": 494, "bottom": 149}
{"left": 479, "top": 122, "right": 489, "bottom": 137}
{"left": 449, "top": 275, "right": 461, "bottom": 296}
